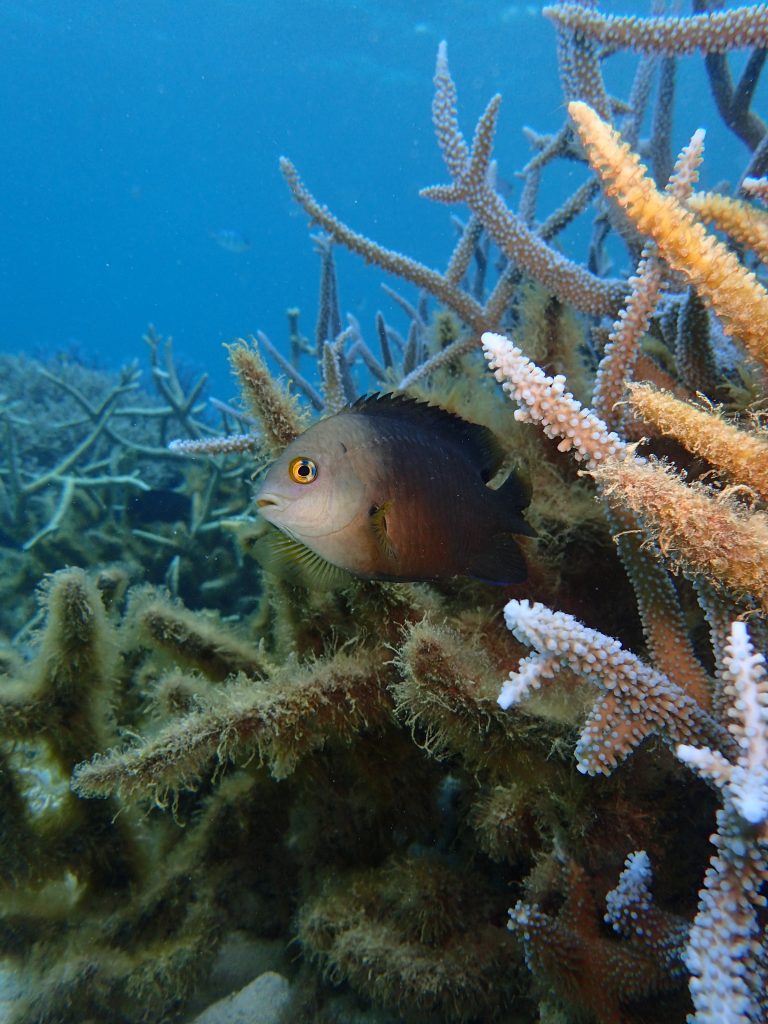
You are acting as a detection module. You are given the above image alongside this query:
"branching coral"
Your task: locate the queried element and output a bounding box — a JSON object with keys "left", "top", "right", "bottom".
{"left": 226, "top": 337, "right": 306, "bottom": 452}
{"left": 0, "top": 334, "right": 257, "bottom": 636}
{"left": 482, "top": 331, "right": 627, "bottom": 466}
{"left": 7, "top": 8, "right": 768, "bottom": 1024}
{"left": 482, "top": 330, "right": 715, "bottom": 705}
{"left": 73, "top": 649, "right": 393, "bottom": 802}
{"left": 677, "top": 621, "right": 768, "bottom": 1024}
{"left": 499, "top": 599, "right": 727, "bottom": 775}
{"left": 594, "top": 452, "right": 768, "bottom": 613}
{"left": 509, "top": 856, "right": 687, "bottom": 1024}
{"left": 421, "top": 43, "right": 627, "bottom": 318}
{"left": 545, "top": 3, "right": 768, "bottom": 55}
{"left": 476, "top": 71, "right": 768, "bottom": 1010}
{"left": 569, "top": 99, "right": 768, "bottom": 373}
{"left": 298, "top": 855, "right": 526, "bottom": 1023}
{"left": 687, "top": 189, "right": 768, "bottom": 264}
{"left": 592, "top": 129, "right": 706, "bottom": 431}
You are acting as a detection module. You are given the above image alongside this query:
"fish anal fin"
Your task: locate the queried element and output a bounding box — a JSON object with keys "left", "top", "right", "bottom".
{"left": 369, "top": 500, "right": 397, "bottom": 561}
{"left": 466, "top": 533, "right": 527, "bottom": 585}
{"left": 252, "top": 526, "right": 353, "bottom": 590}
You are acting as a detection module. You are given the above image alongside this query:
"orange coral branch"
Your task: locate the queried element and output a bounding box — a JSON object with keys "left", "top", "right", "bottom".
{"left": 627, "top": 383, "right": 768, "bottom": 502}
{"left": 569, "top": 100, "right": 768, "bottom": 373}
{"left": 594, "top": 456, "right": 768, "bottom": 613}
{"left": 592, "top": 129, "right": 705, "bottom": 430}
{"left": 687, "top": 190, "right": 768, "bottom": 264}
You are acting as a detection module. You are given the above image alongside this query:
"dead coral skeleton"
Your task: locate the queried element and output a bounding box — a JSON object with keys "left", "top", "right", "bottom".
{"left": 0, "top": 327, "right": 263, "bottom": 637}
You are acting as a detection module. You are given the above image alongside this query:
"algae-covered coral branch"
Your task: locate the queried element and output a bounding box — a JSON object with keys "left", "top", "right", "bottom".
{"left": 594, "top": 453, "right": 768, "bottom": 612}
{"left": 626, "top": 383, "right": 768, "bottom": 502}
{"left": 73, "top": 650, "right": 393, "bottom": 801}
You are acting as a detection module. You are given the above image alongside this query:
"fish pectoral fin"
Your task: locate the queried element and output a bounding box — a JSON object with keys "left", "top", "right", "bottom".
{"left": 251, "top": 526, "right": 353, "bottom": 590}
{"left": 368, "top": 501, "right": 397, "bottom": 561}
{"left": 466, "top": 533, "right": 527, "bottom": 585}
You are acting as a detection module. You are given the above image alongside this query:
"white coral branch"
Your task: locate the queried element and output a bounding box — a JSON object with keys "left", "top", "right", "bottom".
{"left": 678, "top": 620, "right": 768, "bottom": 826}
{"left": 675, "top": 620, "right": 768, "bottom": 1024}
{"left": 501, "top": 600, "right": 728, "bottom": 775}
{"left": 482, "top": 331, "right": 626, "bottom": 467}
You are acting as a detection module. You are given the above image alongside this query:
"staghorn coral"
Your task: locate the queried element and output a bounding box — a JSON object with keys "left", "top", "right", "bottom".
{"left": 421, "top": 43, "right": 627, "bottom": 318}
{"left": 544, "top": 3, "right": 768, "bottom": 55}
{"left": 226, "top": 337, "right": 307, "bottom": 452}
{"left": 673, "top": 287, "right": 719, "bottom": 396}
{"left": 594, "top": 453, "right": 768, "bottom": 613}
{"left": 482, "top": 330, "right": 627, "bottom": 467}
{"left": 569, "top": 98, "right": 768, "bottom": 373}
{"left": 477, "top": 74, "right": 768, "bottom": 996}
{"left": 125, "top": 586, "right": 271, "bottom": 681}
{"left": 0, "top": 332, "right": 260, "bottom": 637}
{"left": 627, "top": 382, "right": 768, "bottom": 501}
{"left": 592, "top": 128, "right": 706, "bottom": 431}
{"left": 298, "top": 855, "right": 529, "bottom": 1023}
{"left": 73, "top": 649, "right": 394, "bottom": 802}
{"left": 499, "top": 599, "right": 727, "bottom": 776}
{"left": 677, "top": 621, "right": 768, "bottom": 1024}
{"left": 508, "top": 856, "right": 688, "bottom": 1024}
{"left": 687, "top": 188, "right": 768, "bottom": 264}
{"left": 6, "top": 12, "right": 768, "bottom": 1024}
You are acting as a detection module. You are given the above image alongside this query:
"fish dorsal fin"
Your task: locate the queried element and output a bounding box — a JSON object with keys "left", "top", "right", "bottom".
{"left": 345, "top": 393, "right": 505, "bottom": 483}
{"left": 368, "top": 500, "right": 397, "bottom": 561}
{"left": 251, "top": 526, "right": 353, "bottom": 590}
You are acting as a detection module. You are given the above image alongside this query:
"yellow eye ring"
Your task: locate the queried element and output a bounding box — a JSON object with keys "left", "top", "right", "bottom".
{"left": 289, "top": 457, "right": 318, "bottom": 484}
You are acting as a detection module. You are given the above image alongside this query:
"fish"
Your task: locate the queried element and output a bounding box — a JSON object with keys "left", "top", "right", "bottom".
{"left": 253, "top": 393, "right": 534, "bottom": 586}
{"left": 209, "top": 228, "right": 251, "bottom": 254}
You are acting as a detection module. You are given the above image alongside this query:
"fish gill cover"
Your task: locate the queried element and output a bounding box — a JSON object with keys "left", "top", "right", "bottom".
{"left": 0, "top": 3, "right": 767, "bottom": 1024}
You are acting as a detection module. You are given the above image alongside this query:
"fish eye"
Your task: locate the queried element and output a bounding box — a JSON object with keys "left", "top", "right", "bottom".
{"left": 289, "top": 457, "right": 318, "bottom": 484}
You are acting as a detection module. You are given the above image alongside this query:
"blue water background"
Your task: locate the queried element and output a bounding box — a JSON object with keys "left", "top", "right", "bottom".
{"left": 2, "top": 0, "right": 763, "bottom": 401}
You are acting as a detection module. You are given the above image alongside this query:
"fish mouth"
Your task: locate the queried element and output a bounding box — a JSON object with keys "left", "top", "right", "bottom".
{"left": 255, "top": 493, "right": 285, "bottom": 519}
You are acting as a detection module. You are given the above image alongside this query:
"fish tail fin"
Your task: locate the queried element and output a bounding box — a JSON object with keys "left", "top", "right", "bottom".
{"left": 467, "top": 468, "right": 535, "bottom": 583}
{"left": 495, "top": 469, "right": 537, "bottom": 538}
{"left": 466, "top": 533, "right": 528, "bottom": 585}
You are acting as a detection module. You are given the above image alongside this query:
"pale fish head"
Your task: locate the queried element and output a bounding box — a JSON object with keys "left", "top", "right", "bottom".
{"left": 254, "top": 419, "right": 366, "bottom": 542}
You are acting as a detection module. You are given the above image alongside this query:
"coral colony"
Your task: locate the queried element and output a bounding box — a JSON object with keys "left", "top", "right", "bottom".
{"left": 2, "top": 3, "right": 768, "bottom": 1023}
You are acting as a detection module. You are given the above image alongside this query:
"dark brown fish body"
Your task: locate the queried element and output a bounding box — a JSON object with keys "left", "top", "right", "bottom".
{"left": 255, "top": 394, "right": 533, "bottom": 585}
